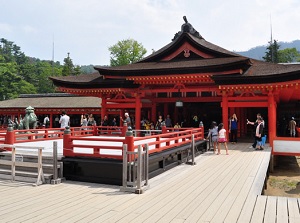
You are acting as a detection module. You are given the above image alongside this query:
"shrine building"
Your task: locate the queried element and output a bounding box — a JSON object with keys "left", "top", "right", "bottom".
{"left": 50, "top": 17, "right": 300, "bottom": 146}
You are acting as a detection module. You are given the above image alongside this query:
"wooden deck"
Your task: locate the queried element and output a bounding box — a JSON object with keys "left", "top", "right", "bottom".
{"left": 0, "top": 143, "right": 299, "bottom": 222}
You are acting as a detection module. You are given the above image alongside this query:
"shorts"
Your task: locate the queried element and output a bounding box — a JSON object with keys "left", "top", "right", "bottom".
{"left": 218, "top": 138, "right": 227, "bottom": 143}
{"left": 212, "top": 136, "right": 218, "bottom": 143}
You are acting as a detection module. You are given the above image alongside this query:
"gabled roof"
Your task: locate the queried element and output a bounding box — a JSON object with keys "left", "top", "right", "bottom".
{"left": 50, "top": 18, "right": 300, "bottom": 89}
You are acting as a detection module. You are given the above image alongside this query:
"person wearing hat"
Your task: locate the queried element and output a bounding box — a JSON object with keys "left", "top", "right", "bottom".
{"left": 289, "top": 117, "right": 297, "bottom": 137}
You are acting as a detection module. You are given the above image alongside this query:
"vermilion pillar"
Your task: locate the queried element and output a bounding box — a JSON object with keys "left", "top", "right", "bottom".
{"left": 268, "top": 91, "right": 276, "bottom": 147}
{"left": 101, "top": 97, "right": 107, "bottom": 121}
{"left": 221, "top": 92, "right": 229, "bottom": 136}
{"left": 135, "top": 96, "right": 141, "bottom": 130}
{"left": 151, "top": 102, "right": 157, "bottom": 123}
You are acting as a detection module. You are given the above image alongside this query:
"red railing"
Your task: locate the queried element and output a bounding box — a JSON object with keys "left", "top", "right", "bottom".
{"left": 0, "top": 125, "right": 126, "bottom": 145}
{"left": 63, "top": 127, "right": 204, "bottom": 160}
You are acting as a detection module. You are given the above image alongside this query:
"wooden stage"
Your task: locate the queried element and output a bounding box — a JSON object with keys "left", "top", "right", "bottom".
{"left": 0, "top": 143, "right": 299, "bottom": 222}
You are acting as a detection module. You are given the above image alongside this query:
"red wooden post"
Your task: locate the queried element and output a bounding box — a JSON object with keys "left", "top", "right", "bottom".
{"left": 125, "top": 128, "right": 134, "bottom": 161}
{"left": 63, "top": 126, "right": 73, "bottom": 156}
{"left": 93, "top": 125, "right": 98, "bottom": 136}
{"left": 122, "top": 121, "right": 128, "bottom": 136}
{"left": 4, "top": 124, "right": 15, "bottom": 150}
{"left": 161, "top": 123, "right": 167, "bottom": 134}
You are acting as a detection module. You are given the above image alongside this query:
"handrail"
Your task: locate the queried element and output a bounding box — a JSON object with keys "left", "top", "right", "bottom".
{"left": 0, "top": 144, "right": 45, "bottom": 186}
{"left": 0, "top": 125, "right": 126, "bottom": 145}
{"left": 63, "top": 127, "right": 204, "bottom": 159}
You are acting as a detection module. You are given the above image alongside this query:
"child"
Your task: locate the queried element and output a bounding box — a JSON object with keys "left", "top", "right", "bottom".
{"left": 206, "top": 121, "right": 218, "bottom": 154}
{"left": 217, "top": 123, "right": 229, "bottom": 155}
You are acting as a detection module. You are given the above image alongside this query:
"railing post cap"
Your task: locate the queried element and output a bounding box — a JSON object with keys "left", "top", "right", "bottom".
{"left": 7, "top": 124, "right": 14, "bottom": 132}
{"left": 64, "top": 126, "right": 71, "bottom": 134}
{"left": 126, "top": 126, "right": 133, "bottom": 136}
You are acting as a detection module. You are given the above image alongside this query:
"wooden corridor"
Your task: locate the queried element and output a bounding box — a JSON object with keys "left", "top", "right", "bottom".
{"left": 0, "top": 143, "right": 299, "bottom": 222}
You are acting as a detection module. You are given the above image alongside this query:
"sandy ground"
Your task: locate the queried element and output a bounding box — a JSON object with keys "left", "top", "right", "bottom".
{"left": 264, "top": 156, "right": 300, "bottom": 198}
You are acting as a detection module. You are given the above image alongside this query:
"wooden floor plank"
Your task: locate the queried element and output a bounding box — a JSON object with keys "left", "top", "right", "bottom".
{"left": 288, "top": 197, "right": 300, "bottom": 223}
{"left": 276, "top": 196, "right": 289, "bottom": 223}
{"left": 250, "top": 195, "right": 267, "bottom": 223}
{"left": 0, "top": 143, "right": 279, "bottom": 223}
{"left": 264, "top": 196, "right": 277, "bottom": 223}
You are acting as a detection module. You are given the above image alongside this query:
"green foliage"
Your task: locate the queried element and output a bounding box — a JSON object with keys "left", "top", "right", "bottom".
{"left": 263, "top": 40, "right": 280, "bottom": 63}
{"left": 109, "top": 38, "right": 147, "bottom": 66}
{"left": 62, "top": 53, "right": 81, "bottom": 76}
{"left": 0, "top": 62, "right": 36, "bottom": 100}
{"left": 80, "top": 65, "right": 96, "bottom": 74}
{"left": 0, "top": 38, "right": 66, "bottom": 100}
{"left": 278, "top": 48, "right": 300, "bottom": 63}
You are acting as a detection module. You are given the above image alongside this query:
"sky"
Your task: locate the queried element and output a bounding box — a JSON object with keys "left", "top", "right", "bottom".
{"left": 1, "top": 0, "right": 300, "bottom": 66}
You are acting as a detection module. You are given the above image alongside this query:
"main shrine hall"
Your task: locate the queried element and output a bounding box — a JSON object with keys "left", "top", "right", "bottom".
{"left": 50, "top": 17, "right": 300, "bottom": 146}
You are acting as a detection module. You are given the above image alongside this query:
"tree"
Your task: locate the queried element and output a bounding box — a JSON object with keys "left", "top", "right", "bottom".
{"left": 263, "top": 40, "right": 280, "bottom": 63}
{"left": 0, "top": 62, "right": 36, "bottom": 100}
{"left": 109, "top": 38, "right": 147, "bottom": 66}
{"left": 62, "top": 53, "right": 74, "bottom": 76}
{"left": 278, "top": 48, "right": 300, "bottom": 63}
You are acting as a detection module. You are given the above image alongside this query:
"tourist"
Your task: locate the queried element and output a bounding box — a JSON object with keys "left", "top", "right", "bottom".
{"left": 254, "top": 117, "right": 264, "bottom": 150}
{"left": 123, "top": 112, "right": 131, "bottom": 127}
{"left": 247, "top": 113, "right": 264, "bottom": 149}
{"left": 155, "top": 115, "right": 163, "bottom": 130}
{"left": 101, "top": 115, "right": 109, "bottom": 126}
{"left": 206, "top": 121, "right": 218, "bottom": 154}
{"left": 80, "top": 114, "right": 88, "bottom": 130}
{"left": 43, "top": 115, "right": 50, "bottom": 128}
{"left": 88, "top": 114, "right": 96, "bottom": 126}
{"left": 289, "top": 117, "right": 297, "bottom": 137}
{"left": 217, "top": 123, "right": 229, "bottom": 155}
{"left": 165, "top": 114, "right": 172, "bottom": 127}
{"left": 59, "top": 111, "right": 70, "bottom": 128}
{"left": 111, "top": 117, "right": 117, "bottom": 126}
{"left": 229, "top": 113, "right": 238, "bottom": 143}
{"left": 54, "top": 115, "right": 60, "bottom": 128}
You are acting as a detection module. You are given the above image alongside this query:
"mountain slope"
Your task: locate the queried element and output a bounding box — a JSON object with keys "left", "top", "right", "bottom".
{"left": 236, "top": 40, "right": 300, "bottom": 60}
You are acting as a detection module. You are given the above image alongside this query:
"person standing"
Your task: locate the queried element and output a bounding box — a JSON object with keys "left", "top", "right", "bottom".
{"left": 43, "top": 115, "right": 50, "bottom": 128}
{"left": 155, "top": 115, "right": 163, "bottom": 130}
{"left": 247, "top": 113, "right": 264, "bottom": 149}
{"left": 229, "top": 113, "right": 238, "bottom": 143}
{"left": 165, "top": 114, "right": 172, "bottom": 127}
{"left": 59, "top": 111, "right": 70, "bottom": 128}
{"left": 206, "top": 121, "right": 218, "bottom": 154}
{"left": 122, "top": 112, "right": 131, "bottom": 127}
{"left": 88, "top": 114, "right": 96, "bottom": 126}
{"left": 255, "top": 117, "right": 264, "bottom": 150}
{"left": 80, "top": 114, "right": 88, "bottom": 130}
{"left": 289, "top": 117, "right": 297, "bottom": 137}
{"left": 217, "top": 123, "right": 229, "bottom": 155}
{"left": 101, "top": 115, "right": 109, "bottom": 126}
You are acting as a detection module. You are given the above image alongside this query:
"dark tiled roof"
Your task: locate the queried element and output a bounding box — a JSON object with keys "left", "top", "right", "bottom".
{"left": 212, "top": 60, "right": 300, "bottom": 84}
{"left": 50, "top": 73, "right": 138, "bottom": 89}
{"left": 94, "top": 57, "right": 250, "bottom": 76}
{"left": 0, "top": 95, "right": 101, "bottom": 108}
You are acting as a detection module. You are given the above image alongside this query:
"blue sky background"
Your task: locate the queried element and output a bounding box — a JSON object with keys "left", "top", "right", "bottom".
{"left": 1, "top": 0, "right": 299, "bottom": 65}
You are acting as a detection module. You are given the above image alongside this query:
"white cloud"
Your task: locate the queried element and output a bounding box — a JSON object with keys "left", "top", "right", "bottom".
{"left": 1, "top": 0, "right": 300, "bottom": 65}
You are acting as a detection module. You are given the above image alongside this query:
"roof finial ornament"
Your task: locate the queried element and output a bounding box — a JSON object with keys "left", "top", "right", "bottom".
{"left": 183, "top": 16, "right": 188, "bottom": 23}
{"left": 172, "top": 16, "right": 203, "bottom": 41}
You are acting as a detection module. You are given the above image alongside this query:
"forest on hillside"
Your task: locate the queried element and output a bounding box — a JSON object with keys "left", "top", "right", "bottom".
{"left": 0, "top": 38, "right": 96, "bottom": 101}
